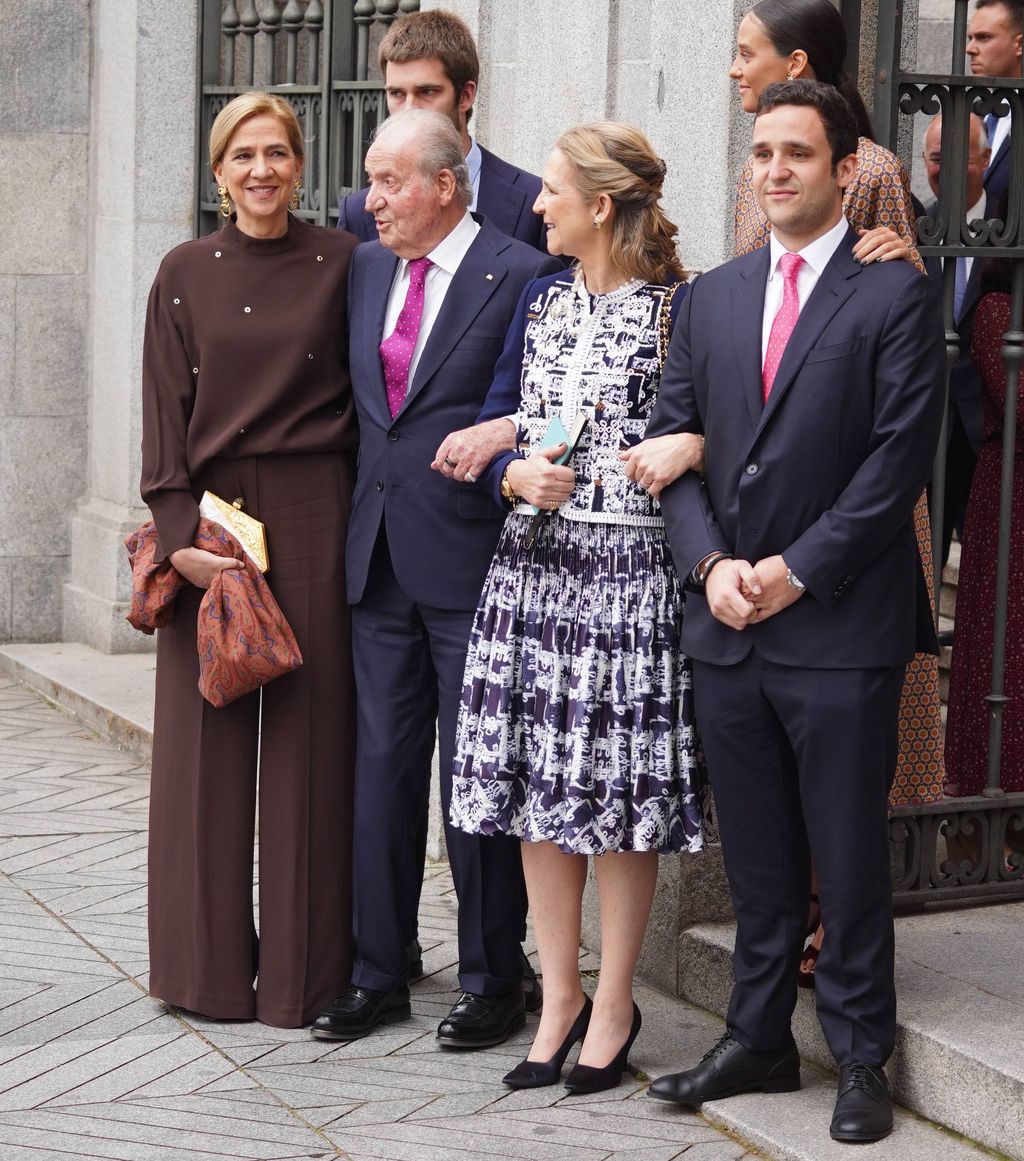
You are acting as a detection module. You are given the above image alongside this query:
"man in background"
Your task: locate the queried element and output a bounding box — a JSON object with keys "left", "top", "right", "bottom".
{"left": 967, "top": 0, "right": 1022, "bottom": 207}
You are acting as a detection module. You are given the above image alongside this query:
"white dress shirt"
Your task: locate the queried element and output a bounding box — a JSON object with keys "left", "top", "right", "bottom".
{"left": 762, "top": 215, "right": 851, "bottom": 367}
{"left": 954, "top": 190, "right": 988, "bottom": 289}
{"left": 466, "top": 138, "right": 483, "bottom": 212}
{"left": 382, "top": 211, "right": 481, "bottom": 387}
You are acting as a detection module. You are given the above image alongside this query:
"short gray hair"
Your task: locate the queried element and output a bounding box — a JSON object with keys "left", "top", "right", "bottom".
{"left": 371, "top": 109, "right": 473, "bottom": 207}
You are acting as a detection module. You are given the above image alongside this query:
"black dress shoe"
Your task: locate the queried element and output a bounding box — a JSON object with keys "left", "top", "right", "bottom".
{"left": 406, "top": 938, "right": 424, "bottom": 982}
{"left": 830, "top": 1063, "right": 893, "bottom": 1142}
{"left": 503, "top": 996, "right": 592, "bottom": 1088}
{"left": 564, "top": 1002, "right": 641, "bottom": 1094}
{"left": 520, "top": 948, "right": 543, "bottom": 1013}
{"left": 648, "top": 1032, "right": 800, "bottom": 1105}
{"left": 436, "top": 988, "right": 526, "bottom": 1049}
{"left": 310, "top": 984, "right": 411, "bottom": 1040}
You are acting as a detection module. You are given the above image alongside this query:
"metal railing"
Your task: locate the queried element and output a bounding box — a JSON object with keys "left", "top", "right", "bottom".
{"left": 875, "top": 0, "right": 1024, "bottom": 905}
{"left": 196, "top": 0, "right": 419, "bottom": 236}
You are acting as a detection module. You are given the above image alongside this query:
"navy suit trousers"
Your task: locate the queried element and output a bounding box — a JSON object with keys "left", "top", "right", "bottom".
{"left": 693, "top": 653, "right": 904, "bottom": 1066}
{"left": 350, "top": 532, "right": 527, "bottom": 996}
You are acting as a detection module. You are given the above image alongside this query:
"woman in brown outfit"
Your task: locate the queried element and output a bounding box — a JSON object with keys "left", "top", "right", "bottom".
{"left": 141, "top": 92, "right": 358, "bottom": 1027}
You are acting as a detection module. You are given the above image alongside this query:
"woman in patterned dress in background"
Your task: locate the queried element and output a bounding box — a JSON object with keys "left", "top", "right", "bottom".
{"left": 450, "top": 123, "right": 704, "bottom": 1094}
{"left": 729, "top": 0, "right": 946, "bottom": 983}
{"left": 946, "top": 254, "right": 1024, "bottom": 802}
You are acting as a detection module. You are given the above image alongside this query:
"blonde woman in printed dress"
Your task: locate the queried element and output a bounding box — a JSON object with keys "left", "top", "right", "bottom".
{"left": 730, "top": 0, "right": 945, "bottom": 984}
{"left": 450, "top": 123, "right": 704, "bottom": 1094}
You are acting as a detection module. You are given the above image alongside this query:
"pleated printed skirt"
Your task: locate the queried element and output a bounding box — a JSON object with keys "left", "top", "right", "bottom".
{"left": 450, "top": 513, "right": 704, "bottom": 855}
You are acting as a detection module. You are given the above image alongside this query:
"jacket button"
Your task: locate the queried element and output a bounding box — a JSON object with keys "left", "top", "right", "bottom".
{"left": 376, "top": 480, "right": 384, "bottom": 492}
{"left": 745, "top": 463, "right": 758, "bottom": 475}
{"left": 388, "top": 430, "right": 399, "bottom": 442}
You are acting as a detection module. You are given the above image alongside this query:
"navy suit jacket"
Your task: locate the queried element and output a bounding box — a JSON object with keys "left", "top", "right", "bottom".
{"left": 346, "top": 215, "right": 561, "bottom": 610}
{"left": 922, "top": 200, "right": 985, "bottom": 449}
{"left": 339, "top": 145, "right": 547, "bottom": 253}
{"left": 984, "top": 131, "right": 1010, "bottom": 209}
{"left": 648, "top": 227, "right": 945, "bottom": 670}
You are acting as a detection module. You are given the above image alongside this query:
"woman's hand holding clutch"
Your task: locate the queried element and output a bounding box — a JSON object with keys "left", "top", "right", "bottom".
{"left": 169, "top": 546, "right": 244, "bottom": 590}
{"left": 620, "top": 432, "right": 705, "bottom": 498}
{"left": 506, "top": 444, "right": 575, "bottom": 511}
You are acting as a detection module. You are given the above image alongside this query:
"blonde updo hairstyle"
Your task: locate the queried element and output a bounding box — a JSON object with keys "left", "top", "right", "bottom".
{"left": 209, "top": 91, "right": 305, "bottom": 174}
{"left": 554, "top": 121, "right": 686, "bottom": 284}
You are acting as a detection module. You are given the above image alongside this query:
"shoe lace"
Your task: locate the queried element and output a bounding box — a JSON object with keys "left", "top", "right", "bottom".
{"left": 845, "top": 1063, "right": 879, "bottom": 1093}
{"left": 700, "top": 1032, "right": 736, "bottom": 1064}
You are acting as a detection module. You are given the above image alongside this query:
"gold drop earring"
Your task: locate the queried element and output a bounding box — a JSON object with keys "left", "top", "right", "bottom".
{"left": 290, "top": 179, "right": 302, "bottom": 211}
{"left": 218, "top": 185, "right": 232, "bottom": 218}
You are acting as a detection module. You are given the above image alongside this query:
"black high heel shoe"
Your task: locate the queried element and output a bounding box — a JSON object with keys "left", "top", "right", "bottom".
{"left": 502, "top": 996, "right": 592, "bottom": 1089}
{"left": 563, "top": 1002, "right": 641, "bottom": 1094}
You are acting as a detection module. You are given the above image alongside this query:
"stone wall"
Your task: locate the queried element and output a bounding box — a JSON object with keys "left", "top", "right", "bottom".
{"left": 62, "top": 0, "right": 198, "bottom": 653}
{"left": 0, "top": 0, "right": 90, "bottom": 642}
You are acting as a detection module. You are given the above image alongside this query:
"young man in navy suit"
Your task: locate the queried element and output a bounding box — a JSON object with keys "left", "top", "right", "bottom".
{"left": 645, "top": 82, "right": 945, "bottom": 1143}
{"left": 967, "top": 0, "right": 1022, "bottom": 209}
{"left": 338, "top": 9, "right": 546, "bottom": 254}
{"left": 312, "top": 109, "right": 560, "bottom": 1048}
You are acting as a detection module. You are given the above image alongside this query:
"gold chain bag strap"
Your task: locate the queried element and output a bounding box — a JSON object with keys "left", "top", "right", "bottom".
{"left": 657, "top": 280, "right": 682, "bottom": 369}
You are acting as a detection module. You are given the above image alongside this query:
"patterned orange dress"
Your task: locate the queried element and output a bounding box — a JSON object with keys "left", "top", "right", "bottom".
{"left": 734, "top": 137, "right": 945, "bottom": 805}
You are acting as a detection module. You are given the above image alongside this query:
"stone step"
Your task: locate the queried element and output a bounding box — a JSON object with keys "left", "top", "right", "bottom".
{"left": 677, "top": 912, "right": 1024, "bottom": 1161}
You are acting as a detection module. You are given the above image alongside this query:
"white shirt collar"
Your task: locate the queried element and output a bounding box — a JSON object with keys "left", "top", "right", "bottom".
{"left": 768, "top": 214, "right": 851, "bottom": 281}
{"left": 398, "top": 210, "right": 479, "bottom": 280}
{"left": 466, "top": 138, "right": 483, "bottom": 192}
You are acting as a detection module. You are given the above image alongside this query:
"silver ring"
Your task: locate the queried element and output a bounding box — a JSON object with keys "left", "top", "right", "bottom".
{"left": 465, "top": 472, "right": 477, "bottom": 483}
{"left": 443, "top": 456, "right": 458, "bottom": 469}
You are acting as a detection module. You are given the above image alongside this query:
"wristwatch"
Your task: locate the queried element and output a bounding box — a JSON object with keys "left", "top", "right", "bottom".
{"left": 500, "top": 466, "right": 519, "bottom": 505}
{"left": 786, "top": 568, "right": 806, "bottom": 591}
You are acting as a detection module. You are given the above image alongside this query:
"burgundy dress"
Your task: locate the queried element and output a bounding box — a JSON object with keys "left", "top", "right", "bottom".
{"left": 946, "top": 292, "right": 1024, "bottom": 795}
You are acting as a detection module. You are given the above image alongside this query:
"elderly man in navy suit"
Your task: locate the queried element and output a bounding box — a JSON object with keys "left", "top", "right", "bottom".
{"left": 921, "top": 113, "right": 991, "bottom": 564}
{"left": 312, "top": 109, "right": 559, "bottom": 1047}
{"left": 644, "top": 82, "right": 944, "bottom": 1143}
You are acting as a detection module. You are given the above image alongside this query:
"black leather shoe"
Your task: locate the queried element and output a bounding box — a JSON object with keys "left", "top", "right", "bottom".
{"left": 406, "top": 938, "right": 424, "bottom": 982}
{"left": 436, "top": 988, "right": 526, "bottom": 1049}
{"left": 520, "top": 948, "right": 543, "bottom": 1013}
{"left": 648, "top": 1032, "right": 800, "bottom": 1105}
{"left": 310, "top": 984, "right": 411, "bottom": 1040}
{"left": 830, "top": 1063, "right": 893, "bottom": 1142}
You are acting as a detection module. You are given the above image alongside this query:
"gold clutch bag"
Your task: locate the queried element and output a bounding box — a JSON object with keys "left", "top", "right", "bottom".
{"left": 198, "top": 491, "right": 269, "bottom": 572}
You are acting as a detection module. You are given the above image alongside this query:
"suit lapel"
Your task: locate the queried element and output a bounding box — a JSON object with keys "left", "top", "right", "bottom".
{"left": 400, "top": 222, "right": 507, "bottom": 412}
{"left": 731, "top": 249, "right": 770, "bottom": 430}
{"left": 754, "top": 230, "right": 861, "bottom": 439}
{"left": 358, "top": 244, "right": 400, "bottom": 425}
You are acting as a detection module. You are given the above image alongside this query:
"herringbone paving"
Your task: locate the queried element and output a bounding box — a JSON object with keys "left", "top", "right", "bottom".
{"left": 0, "top": 677, "right": 758, "bottom": 1161}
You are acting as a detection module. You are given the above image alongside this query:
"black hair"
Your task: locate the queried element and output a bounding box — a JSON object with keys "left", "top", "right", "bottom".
{"left": 756, "top": 79, "right": 861, "bottom": 168}
{"left": 751, "top": 0, "right": 875, "bottom": 141}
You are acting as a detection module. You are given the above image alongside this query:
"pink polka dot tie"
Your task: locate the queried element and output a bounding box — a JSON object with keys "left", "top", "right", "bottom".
{"left": 762, "top": 251, "right": 804, "bottom": 403}
{"left": 380, "top": 256, "right": 432, "bottom": 418}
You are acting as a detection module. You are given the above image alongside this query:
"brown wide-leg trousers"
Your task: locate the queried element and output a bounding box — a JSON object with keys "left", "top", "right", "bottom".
{"left": 147, "top": 453, "right": 354, "bottom": 1028}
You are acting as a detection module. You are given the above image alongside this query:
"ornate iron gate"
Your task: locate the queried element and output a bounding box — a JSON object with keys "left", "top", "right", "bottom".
{"left": 870, "top": 0, "right": 1024, "bottom": 905}
{"left": 196, "top": 1, "right": 419, "bottom": 237}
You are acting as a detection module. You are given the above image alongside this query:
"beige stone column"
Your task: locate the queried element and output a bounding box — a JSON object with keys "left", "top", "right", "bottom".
{"left": 62, "top": 0, "right": 198, "bottom": 652}
{"left": 0, "top": 1, "right": 90, "bottom": 643}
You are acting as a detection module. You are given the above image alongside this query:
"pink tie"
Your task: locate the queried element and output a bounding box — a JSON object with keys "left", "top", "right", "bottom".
{"left": 381, "top": 256, "right": 432, "bottom": 417}
{"left": 762, "top": 252, "right": 805, "bottom": 402}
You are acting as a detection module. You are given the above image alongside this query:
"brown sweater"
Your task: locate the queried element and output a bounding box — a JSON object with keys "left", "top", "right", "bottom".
{"left": 141, "top": 215, "right": 359, "bottom": 556}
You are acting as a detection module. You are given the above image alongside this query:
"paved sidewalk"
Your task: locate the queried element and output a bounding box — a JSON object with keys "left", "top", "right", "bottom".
{"left": 0, "top": 676, "right": 759, "bottom": 1161}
